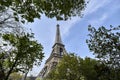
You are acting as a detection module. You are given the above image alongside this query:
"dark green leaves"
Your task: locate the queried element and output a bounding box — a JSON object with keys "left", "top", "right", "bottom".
{"left": 87, "top": 25, "right": 120, "bottom": 59}
{"left": 0, "top": 0, "right": 86, "bottom": 23}
{"left": 87, "top": 25, "right": 120, "bottom": 79}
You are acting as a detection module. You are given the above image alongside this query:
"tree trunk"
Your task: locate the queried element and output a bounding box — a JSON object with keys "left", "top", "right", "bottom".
{"left": 0, "top": 62, "right": 5, "bottom": 80}
{"left": 5, "top": 59, "right": 17, "bottom": 80}
{"left": 22, "top": 72, "right": 28, "bottom": 80}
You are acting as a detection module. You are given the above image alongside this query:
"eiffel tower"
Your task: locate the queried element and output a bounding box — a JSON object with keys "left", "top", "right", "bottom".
{"left": 37, "top": 24, "right": 67, "bottom": 78}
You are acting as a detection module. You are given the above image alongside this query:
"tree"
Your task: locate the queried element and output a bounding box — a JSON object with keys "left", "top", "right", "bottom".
{"left": 46, "top": 53, "right": 82, "bottom": 80}
{"left": 46, "top": 53, "right": 99, "bottom": 80}
{"left": 9, "top": 72, "right": 23, "bottom": 80}
{"left": 0, "top": 0, "right": 87, "bottom": 23}
{"left": 0, "top": 32, "right": 44, "bottom": 80}
{"left": 36, "top": 77, "right": 41, "bottom": 80}
{"left": 80, "top": 57, "right": 98, "bottom": 80}
{"left": 94, "top": 62, "right": 112, "bottom": 80}
{"left": 86, "top": 25, "right": 120, "bottom": 80}
{"left": 0, "top": 9, "right": 23, "bottom": 33}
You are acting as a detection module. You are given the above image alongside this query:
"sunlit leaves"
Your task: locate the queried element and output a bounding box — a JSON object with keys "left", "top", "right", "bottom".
{"left": 9, "top": 72, "right": 22, "bottom": 80}
{"left": 46, "top": 54, "right": 99, "bottom": 80}
{"left": 0, "top": 32, "right": 44, "bottom": 80}
{"left": 46, "top": 53, "right": 82, "bottom": 80}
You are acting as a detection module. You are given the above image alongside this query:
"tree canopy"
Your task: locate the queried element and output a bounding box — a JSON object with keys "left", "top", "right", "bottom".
{"left": 80, "top": 57, "right": 98, "bottom": 80}
{"left": 0, "top": 0, "right": 86, "bottom": 23}
{"left": 46, "top": 53, "right": 82, "bottom": 80}
{"left": 0, "top": 32, "right": 44, "bottom": 80}
{"left": 46, "top": 53, "right": 99, "bottom": 80}
{"left": 87, "top": 25, "right": 120, "bottom": 68}
{"left": 9, "top": 72, "right": 23, "bottom": 80}
{"left": 87, "top": 25, "right": 120, "bottom": 80}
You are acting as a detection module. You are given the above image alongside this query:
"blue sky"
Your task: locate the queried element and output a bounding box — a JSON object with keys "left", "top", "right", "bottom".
{"left": 25, "top": 0, "right": 120, "bottom": 76}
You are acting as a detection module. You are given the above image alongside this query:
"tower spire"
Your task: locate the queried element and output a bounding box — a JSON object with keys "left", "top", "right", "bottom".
{"left": 55, "top": 24, "right": 62, "bottom": 44}
{"left": 37, "top": 24, "right": 67, "bottom": 78}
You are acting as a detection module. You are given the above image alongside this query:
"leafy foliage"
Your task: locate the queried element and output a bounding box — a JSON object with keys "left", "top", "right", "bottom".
{"left": 86, "top": 25, "right": 120, "bottom": 80}
{"left": 80, "top": 57, "right": 98, "bottom": 80}
{"left": 46, "top": 53, "right": 99, "bottom": 80}
{"left": 0, "top": 9, "right": 25, "bottom": 35}
{"left": 0, "top": 32, "right": 44, "bottom": 80}
{"left": 87, "top": 25, "right": 120, "bottom": 68}
{"left": 46, "top": 53, "right": 82, "bottom": 80}
{"left": 9, "top": 72, "right": 23, "bottom": 80}
{"left": 0, "top": 0, "right": 86, "bottom": 23}
{"left": 36, "top": 77, "right": 41, "bottom": 80}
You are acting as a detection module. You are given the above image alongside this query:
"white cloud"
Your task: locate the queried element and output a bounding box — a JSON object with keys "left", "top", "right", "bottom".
{"left": 84, "top": 0, "right": 110, "bottom": 15}
{"left": 100, "top": 14, "right": 107, "bottom": 21}
{"left": 87, "top": 0, "right": 120, "bottom": 27}
{"left": 60, "top": 0, "right": 111, "bottom": 38}
{"left": 88, "top": 13, "right": 108, "bottom": 26}
{"left": 59, "top": 17, "right": 80, "bottom": 37}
